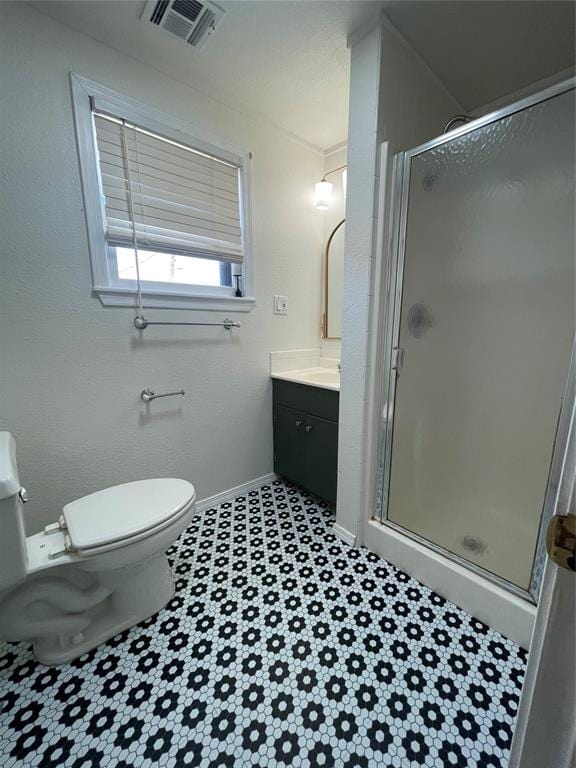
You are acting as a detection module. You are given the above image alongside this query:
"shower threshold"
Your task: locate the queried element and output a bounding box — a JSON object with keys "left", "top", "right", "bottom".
{"left": 365, "top": 517, "right": 536, "bottom": 648}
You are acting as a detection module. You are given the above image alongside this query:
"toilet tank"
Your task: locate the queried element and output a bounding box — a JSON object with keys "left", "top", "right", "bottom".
{"left": 0, "top": 433, "right": 28, "bottom": 590}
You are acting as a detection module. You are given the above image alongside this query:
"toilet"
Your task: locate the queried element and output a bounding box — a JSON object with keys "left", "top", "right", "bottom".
{"left": 0, "top": 432, "right": 196, "bottom": 666}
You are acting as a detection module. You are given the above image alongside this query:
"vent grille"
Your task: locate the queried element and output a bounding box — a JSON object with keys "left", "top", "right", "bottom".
{"left": 150, "top": 0, "right": 169, "bottom": 24}
{"left": 188, "top": 8, "right": 215, "bottom": 46}
{"left": 172, "top": 0, "right": 204, "bottom": 21}
{"left": 163, "top": 11, "right": 194, "bottom": 38}
{"left": 143, "top": 0, "right": 224, "bottom": 49}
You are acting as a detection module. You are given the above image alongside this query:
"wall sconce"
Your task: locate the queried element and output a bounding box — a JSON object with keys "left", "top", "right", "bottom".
{"left": 314, "top": 180, "right": 333, "bottom": 210}
{"left": 314, "top": 164, "right": 347, "bottom": 210}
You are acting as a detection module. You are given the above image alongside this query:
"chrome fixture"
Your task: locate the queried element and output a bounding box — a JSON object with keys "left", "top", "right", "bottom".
{"left": 140, "top": 388, "right": 185, "bottom": 403}
{"left": 134, "top": 315, "right": 240, "bottom": 331}
{"left": 18, "top": 488, "right": 29, "bottom": 503}
{"left": 442, "top": 114, "right": 473, "bottom": 134}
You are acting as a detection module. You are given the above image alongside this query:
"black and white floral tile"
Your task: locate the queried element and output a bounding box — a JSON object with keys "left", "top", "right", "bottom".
{"left": 0, "top": 480, "right": 526, "bottom": 768}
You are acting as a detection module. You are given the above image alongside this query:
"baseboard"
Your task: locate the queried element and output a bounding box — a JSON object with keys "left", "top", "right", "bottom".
{"left": 333, "top": 523, "right": 357, "bottom": 547}
{"left": 196, "top": 473, "right": 278, "bottom": 512}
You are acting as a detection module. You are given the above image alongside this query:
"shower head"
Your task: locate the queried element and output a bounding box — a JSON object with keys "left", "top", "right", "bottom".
{"left": 443, "top": 114, "right": 473, "bottom": 134}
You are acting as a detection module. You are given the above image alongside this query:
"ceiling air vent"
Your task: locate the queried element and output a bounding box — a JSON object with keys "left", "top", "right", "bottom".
{"left": 143, "top": 0, "right": 225, "bottom": 49}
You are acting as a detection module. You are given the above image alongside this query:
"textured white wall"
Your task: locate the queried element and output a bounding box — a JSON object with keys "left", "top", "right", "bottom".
{"left": 336, "top": 18, "right": 462, "bottom": 540}
{"left": 0, "top": 3, "right": 324, "bottom": 533}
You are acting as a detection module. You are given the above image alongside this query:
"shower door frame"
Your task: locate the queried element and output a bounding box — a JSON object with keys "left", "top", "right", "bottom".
{"left": 377, "top": 77, "right": 576, "bottom": 603}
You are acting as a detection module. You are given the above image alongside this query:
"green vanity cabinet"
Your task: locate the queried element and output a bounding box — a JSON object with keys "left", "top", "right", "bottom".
{"left": 273, "top": 379, "right": 339, "bottom": 504}
{"left": 273, "top": 404, "right": 308, "bottom": 488}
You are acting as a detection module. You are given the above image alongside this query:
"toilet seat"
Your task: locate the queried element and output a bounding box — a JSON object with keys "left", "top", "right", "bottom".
{"left": 61, "top": 479, "right": 196, "bottom": 555}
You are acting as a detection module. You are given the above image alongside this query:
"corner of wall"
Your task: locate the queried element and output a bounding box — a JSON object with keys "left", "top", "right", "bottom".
{"left": 336, "top": 12, "right": 462, "bottom": 540}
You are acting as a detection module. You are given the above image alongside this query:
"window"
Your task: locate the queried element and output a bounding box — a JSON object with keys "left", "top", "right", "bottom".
{"left": 71, "top": 75, "right": 254, "bottom": 311}
{"left": 112, "top": 248, "right": 231, "bottom": 287}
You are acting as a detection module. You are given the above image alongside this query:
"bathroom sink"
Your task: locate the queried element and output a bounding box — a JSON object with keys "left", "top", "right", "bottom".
{"left": 298, "top": 370, "right": 340, "bottom": 386}
{"left": 270, "top": 366, "right": 340, "bottom": 391}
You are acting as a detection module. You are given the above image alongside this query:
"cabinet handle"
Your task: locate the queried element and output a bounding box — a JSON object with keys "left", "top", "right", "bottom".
{"left": 305, "top": 425, "right": 313, "bottom": 432}
{"left": 295, "top": 420, "right": 303, "bottom": 427}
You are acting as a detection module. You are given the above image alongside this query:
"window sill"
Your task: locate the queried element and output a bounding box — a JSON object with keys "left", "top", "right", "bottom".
{"left": 94, "top": 286, "right": 256, "bottom": 312}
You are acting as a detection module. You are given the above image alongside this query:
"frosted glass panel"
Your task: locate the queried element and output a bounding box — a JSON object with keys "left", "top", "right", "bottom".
{"left": 387, "top": 90, "right": 575, "bottom": 590}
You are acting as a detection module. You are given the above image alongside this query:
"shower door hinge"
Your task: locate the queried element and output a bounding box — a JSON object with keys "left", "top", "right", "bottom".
{"left": 392, "top": 347, "right": 405, "bottom": 372}
{"left": 546, "top": 513, "right": 575, "bottom": 572}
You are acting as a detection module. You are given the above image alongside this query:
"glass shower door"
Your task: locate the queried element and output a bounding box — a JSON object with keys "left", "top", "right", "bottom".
{"left": 383, "top": 86, "right": 575, "bottom": 593}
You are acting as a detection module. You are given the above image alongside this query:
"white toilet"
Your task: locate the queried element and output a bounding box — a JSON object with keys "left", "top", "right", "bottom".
{"left": 0, "top": 432, "right": 196, "bottom": 666}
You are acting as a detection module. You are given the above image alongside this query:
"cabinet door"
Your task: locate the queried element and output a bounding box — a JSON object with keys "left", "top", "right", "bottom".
{"left": 304, "top": 414, "right": 338, "bottom": 504}
{"left": 273, "top": 405, "right": 307, "bottom": 488}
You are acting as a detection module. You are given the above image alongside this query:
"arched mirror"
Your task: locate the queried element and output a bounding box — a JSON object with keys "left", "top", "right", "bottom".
{"left": 322, "top": 219, "right": 344, "bottom": 339}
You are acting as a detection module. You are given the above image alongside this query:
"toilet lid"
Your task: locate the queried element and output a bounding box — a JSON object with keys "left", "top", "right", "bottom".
{"left": 62, "top": 478, "right": 196, "bottom": 551}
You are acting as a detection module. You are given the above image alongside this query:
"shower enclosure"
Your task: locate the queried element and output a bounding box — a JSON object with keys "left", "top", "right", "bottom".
{"left": 375, "top": 79, "right": 575, "bottom": 609}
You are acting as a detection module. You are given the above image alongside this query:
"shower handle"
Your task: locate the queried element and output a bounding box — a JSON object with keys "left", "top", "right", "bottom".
{"left": 392, "top": 347, "right": 405, "bottom": 372}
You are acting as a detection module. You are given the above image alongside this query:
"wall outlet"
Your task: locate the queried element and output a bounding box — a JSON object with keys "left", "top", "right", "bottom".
{"left": 273, "top": 295, "right": 288, "bottom": 315}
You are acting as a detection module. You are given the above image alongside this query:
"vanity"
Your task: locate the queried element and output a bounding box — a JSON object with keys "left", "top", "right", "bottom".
{"left": 270, "top": 200, "right": 344, "bottom": 506}
{"left": 271, "top": 364, "right": 339, "bottom": 505}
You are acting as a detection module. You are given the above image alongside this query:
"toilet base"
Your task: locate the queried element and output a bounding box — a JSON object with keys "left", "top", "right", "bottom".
{"left": 32, "top": 553, "right": 175, "bottom": 666}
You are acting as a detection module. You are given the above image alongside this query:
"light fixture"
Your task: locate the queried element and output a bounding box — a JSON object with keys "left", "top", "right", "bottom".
{"left": 315, "top": 180, "right": 333, "bottom": 210}
{"left": 314, "top": 163, "right": 347, "bottom": 210}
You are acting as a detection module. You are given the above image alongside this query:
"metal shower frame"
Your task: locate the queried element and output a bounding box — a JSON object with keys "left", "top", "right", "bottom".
{"left": 377, "top": 76, "right": 576, "bottom": 603}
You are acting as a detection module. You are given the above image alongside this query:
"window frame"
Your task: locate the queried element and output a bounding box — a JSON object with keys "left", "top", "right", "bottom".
{"left": 71, "top": 73, "right": 255, "bottom": 312}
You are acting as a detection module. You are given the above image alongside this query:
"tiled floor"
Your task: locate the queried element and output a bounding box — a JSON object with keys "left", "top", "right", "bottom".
{"left": 0, "top": 480, "right": 526, "bottom": 768}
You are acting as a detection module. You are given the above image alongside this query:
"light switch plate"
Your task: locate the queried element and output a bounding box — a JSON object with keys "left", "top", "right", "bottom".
{"left": 273, "top": 295, "right": 288, "bottom": 315}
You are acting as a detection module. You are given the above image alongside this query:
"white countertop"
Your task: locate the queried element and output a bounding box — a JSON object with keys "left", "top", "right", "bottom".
{"left": 271, "top": 367, "right": 340, "bottom": 392}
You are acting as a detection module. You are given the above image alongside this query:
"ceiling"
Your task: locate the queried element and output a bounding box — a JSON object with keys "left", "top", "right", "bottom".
{"left": 385, "top": 1, "right": 575, "bottom": 112}
{"left": 31, "top": 1, "right": 575, "bottom": 152}
{"left": 31, "top": 0, "right": 385, "bottom": 151}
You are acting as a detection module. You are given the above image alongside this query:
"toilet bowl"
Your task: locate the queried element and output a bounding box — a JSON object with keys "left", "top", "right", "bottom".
{"left": 0, "top": 432, "right": 196, "bottom": 666}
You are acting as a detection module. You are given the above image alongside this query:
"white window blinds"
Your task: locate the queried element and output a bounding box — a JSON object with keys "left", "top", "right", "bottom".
{"left": 93, "top": 113, "right": 244, "bottom": 264}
